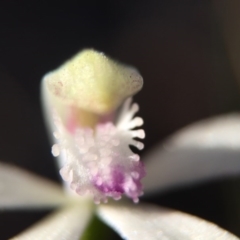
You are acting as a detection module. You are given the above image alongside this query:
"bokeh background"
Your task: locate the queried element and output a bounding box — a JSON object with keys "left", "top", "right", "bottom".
{"left": 0, "top": 0, "right": 240, "bottom": 239}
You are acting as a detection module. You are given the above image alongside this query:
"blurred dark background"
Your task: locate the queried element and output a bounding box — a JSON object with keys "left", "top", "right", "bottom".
{"left": 0, "top": 0, "right": 240, "bottom": 239}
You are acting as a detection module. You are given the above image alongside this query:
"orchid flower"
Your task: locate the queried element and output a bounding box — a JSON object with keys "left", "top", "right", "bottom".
{"left": 1, "top": 49, "right": 240, "bottom": 239}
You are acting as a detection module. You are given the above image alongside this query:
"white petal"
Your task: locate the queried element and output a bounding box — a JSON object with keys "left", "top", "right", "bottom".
{"left": 97, "top": 202, "right": 239, "bottom": 240}
{"left": 0, "top": 162, "right": 67, "bottom": 209}
{"left": 143, "top": 113, "right": 240, "bottom": 193}
{"left": 11, "top": 201, "right": 93, "bottom": 240}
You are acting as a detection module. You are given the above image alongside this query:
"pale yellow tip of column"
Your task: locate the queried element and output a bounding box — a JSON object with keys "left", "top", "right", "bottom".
{"left": 43, "top": 49, "right": 143, "bottom": 114}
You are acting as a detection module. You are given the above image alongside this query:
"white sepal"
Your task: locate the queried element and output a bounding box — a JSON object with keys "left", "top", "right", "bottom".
{"left": 10, "top": 201, "right": 93, "bottom": 240}
{"left": 97, "top": 202, "right": 239, "bottom": 240}
{"left": 0, "top": 162, "right": 67, "bottom": 209}
{"left": 143, "top": 113, "right": 240, "bottom": 193}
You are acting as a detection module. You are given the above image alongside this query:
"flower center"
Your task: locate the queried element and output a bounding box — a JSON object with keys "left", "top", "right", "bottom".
{"left": 42, "top": 49, "right": 145, "bottom": 204}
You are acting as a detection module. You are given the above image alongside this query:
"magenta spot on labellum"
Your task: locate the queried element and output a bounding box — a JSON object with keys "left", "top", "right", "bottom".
{"left": 66, "top": 107, "right": 78, "bottom": 134}
{"left": 93, "top": 165, "right": 125, "bottom": 194}
{"left": 92, "top": 162, "right": 146, "bottom": 201}
{"left": 123, "top": 161, "right": 146, "bottom": 200}
{"left": 133, "top": 161, "right": 146, "bottom": 179}
{"left": 134, "top": 162, "right": 146, "bottom": 187}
